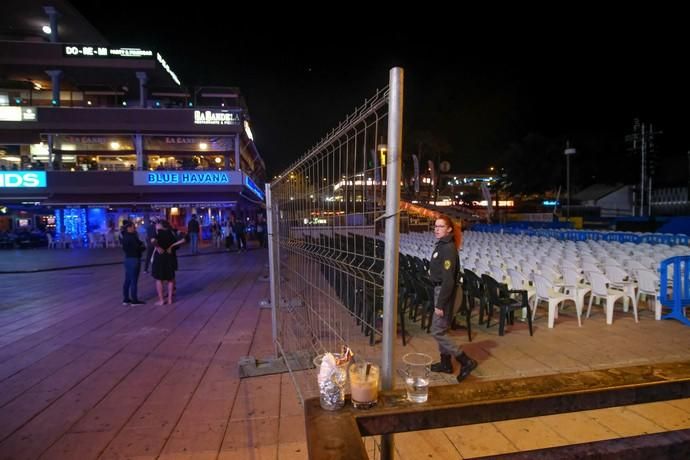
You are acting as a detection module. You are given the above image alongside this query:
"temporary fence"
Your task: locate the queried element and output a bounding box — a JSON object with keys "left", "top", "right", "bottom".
{"left": 266, "top": 69, "right": 404, "bottom": 422}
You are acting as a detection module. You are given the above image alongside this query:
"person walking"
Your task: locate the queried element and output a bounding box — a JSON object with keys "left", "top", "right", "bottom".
{"left": 256, "top": 214, "right": 267, "bottom": 248}
{"left": 121, "top": 220, "right": 146, "bottom": 306}
{"left": 232, "top": 213, "right": 246, "bottom": 252}
{"left": 187, "top": 214, "right": 200, "bottom": 255}
{"left": 428, "top": 214, "right": 477, "bottom": 382}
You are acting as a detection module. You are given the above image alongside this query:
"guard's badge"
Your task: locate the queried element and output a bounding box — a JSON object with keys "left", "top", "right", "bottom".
{"left": 443, "top": 260, "right": 451, "bottom": 270}
{"left": 432, "top": 252, "right": 438, "bottom": 258}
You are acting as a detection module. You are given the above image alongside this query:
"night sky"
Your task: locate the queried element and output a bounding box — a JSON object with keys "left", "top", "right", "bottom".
{"left": 68, "top": 2, "right": 689, "bottom": 184}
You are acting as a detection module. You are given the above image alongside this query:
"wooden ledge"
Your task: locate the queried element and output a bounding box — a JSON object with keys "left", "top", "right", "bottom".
{"left": 305, "top": 361, "right": 690, "bottom": 459}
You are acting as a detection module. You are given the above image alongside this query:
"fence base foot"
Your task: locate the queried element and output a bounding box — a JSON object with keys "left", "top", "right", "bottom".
{"left": 239, "top": 351, "right": 314, "bottom": 379}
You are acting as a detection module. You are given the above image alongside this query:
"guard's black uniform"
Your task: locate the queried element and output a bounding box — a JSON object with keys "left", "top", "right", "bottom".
{"left": 429, "top": 234, "right": 459, "bottom": 317}
{"left": 429, "top": 234, "right": 461, "bottom": 355}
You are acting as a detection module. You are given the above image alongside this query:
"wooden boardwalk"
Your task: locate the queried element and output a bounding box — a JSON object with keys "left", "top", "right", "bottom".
{"left": 0, "top": 247, "right": 689, "bottom": 459}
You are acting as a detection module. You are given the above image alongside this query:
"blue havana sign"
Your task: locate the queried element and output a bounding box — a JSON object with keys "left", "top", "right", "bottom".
{"left": 135, "top": 171, "right": 235, "bottom": 186}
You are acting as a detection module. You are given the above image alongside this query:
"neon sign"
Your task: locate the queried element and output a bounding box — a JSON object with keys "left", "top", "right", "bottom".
{"left": 244, "top": 176, "right": 265, "bottom": 200}
{"left": 0, "top": 171, "right": 47, "bottom": 187}
{"left": 140, "top": 171, "right": 231, "bottom": 185}
{"left": 193, "top": 110, "right": 239, "bottom": 126}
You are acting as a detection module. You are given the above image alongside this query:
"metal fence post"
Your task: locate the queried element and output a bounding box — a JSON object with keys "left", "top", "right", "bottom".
{"left": 381, "top": 66, "right": 404, "bottom": 460}
{"left": 266, "top": 183, "right": 279, "bottom": 358}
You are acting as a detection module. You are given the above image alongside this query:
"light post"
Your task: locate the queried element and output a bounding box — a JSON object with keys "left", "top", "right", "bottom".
{"left": 564, "top": 141, "right": 576, "bottom": 220}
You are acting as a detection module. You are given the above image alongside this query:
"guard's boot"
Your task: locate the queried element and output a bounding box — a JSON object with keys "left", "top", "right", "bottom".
{"left": 430, "top": 354, "right": 453, "bottom": 374}
{"left": 456, "top": 352, "right": 477, "bottom": 383}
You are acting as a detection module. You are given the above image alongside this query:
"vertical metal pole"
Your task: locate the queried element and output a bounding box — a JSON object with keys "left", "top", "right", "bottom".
{"left": 266, "top": 184, "right": 279, "bottom": 357}
{"left": 648, "top": 176, "right": 652, "bottom": 218}
{"left": 381, "top": 67, "right": 404, "bottom": 460}
{"left": 234, "top": 135, "right": 241, "bottom": 172}
{"left": 566, "top": 153, "right": 571, "bottom": 219}
{"left": 564, "top": 142, "right": 575, "bottom": 221}
{"left": 640, "top": 123, "right": 646, "bottom": 216}
{"left": 687, "top": 151, "right": 690, "bottom": 203}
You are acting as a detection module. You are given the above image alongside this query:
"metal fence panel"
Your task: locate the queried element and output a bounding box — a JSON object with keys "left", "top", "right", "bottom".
{"left": 268, "top": 76, "right": 401, "bottom": 404}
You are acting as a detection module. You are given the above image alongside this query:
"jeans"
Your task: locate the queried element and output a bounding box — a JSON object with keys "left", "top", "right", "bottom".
{"left": 123, "top": 257, "right": 141, "bottom": 301}
{"left": 190, "top": 232, "right": 199, "bottom": 254}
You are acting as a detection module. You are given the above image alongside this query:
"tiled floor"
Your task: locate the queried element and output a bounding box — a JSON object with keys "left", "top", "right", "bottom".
{"left": 0, "top": 247, "right": 689, "bottom": 459}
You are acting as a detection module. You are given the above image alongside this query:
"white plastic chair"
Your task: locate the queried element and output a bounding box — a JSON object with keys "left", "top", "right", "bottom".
{"left": 634, "top": 268, "right": 662, "bottom": 320}
{"left": 586, "top": 271, "right": 638, "bottom": 325}
{"left": 557, "top": 267, "right": 591, "bottom": 323}
{"left": 532, "top": 274, "right": 579, "bottom": 328}
{"left": 604, "top": 265, "right": 638, "bottom": 313}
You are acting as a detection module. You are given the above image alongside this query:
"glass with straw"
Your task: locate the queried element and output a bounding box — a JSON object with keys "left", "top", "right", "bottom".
{"left": 349, "top": 361, "right": 379, "bottom": 409}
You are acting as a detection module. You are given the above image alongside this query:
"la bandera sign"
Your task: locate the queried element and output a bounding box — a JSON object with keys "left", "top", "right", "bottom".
{"left": 134, "top": 171, "right": 235, "bottom": 186}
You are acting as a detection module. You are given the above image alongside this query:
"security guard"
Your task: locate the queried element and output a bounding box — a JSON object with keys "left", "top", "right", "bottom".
{"left": 428, "top": 215, "right": 477, "bottom": 382}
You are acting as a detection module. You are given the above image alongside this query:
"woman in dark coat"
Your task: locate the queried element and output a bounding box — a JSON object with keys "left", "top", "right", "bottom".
{"left": 151, "top": 220, "right": 184, "bottom": 305}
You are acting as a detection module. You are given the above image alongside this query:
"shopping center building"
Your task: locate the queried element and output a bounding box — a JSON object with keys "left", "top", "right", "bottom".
{"left": 0, "top": 0, "right": 265, "bottom": 240}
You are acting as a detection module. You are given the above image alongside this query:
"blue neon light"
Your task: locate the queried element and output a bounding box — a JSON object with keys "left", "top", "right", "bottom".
{"left": 543, "top": 200, "right": 560, "bottom": 206}
{"left": 144, "top": 171, "right": 231, "bottom": 185}
{"left": 0, "top": 171, "right": 47, "bottom": 188}
{"left": 244, "top": 176, "right": 265, "bottom": 200}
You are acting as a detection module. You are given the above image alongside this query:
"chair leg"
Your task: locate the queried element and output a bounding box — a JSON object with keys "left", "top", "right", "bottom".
{"left": 399, "top": 301, "right": 407, "bottom": 346}
{"left": 466, "top": 307, "right": 472, "bottom": 342}
{"left": 498, "top": 307, "right": 506, "bottom": 336}
{"left": 526, "top": 304, "right": 534, "bottom": 336}
{"left": 547, "top": 301, "right": 556, "bottom": 328}
{"left": 605, "top": 296, "right": 616, "bottom": 325}
{"left": 478, "top": 295, "right": 485, "bottom": 325}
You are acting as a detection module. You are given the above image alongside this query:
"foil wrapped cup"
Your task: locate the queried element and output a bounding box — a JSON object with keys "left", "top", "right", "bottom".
{"left": 314, "top": 353, "right": 348, "bottom": 410}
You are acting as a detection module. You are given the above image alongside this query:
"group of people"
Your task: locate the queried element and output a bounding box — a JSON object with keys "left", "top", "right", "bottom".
{"left": 121, "top": 217, "right": 185, "bottom": 307}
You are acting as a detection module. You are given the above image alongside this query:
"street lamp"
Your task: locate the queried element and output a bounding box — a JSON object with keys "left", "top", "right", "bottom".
{"left": 564, "top": 141, "right": 576, "bottom": 219}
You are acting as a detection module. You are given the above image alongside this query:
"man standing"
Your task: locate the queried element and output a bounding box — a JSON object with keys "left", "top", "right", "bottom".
{"left": 188, "top": 214, "right": 200, "bottom": 255}
{"left": 121, "top": 220, "right": 145, "bottom": 306}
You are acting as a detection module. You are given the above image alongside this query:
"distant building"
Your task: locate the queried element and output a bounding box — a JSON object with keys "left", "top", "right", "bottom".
{"left": 0, "top": 0, "right": 265, "bottom": 237}
{"left": 572, "top": 184, "right": 633, "bottom": 217}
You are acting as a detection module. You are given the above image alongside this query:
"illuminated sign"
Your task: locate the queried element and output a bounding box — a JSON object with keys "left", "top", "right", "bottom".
{"left": 134, "top": 171, "right": 240, "bottom": 186}
{"left": 244, "top": 176, "right": 265, "bottom": 200}
{"left": 0, "top": 107, "right": 37, "bottom": 122}
{"left": 194, "top": 110, "right": 239, "bottom": 126}
{"left": 543, "top": 200, "right": 560, "bottom": 206}
{"left": 156, "top": 53, "right": 181, "bottom": 85}
{"left": 0, "top": 171, "right": 47, "bottom": 188}
{"left": 63, "top": 45, "right": 153, "bottom": 58}
{"left": 244, "top": 120, "right": 254, "bottom": 141}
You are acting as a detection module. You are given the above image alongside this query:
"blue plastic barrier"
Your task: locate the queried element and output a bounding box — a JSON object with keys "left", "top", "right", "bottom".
{"left": 658, "top": 256, "right": 690, "bottom": 326}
